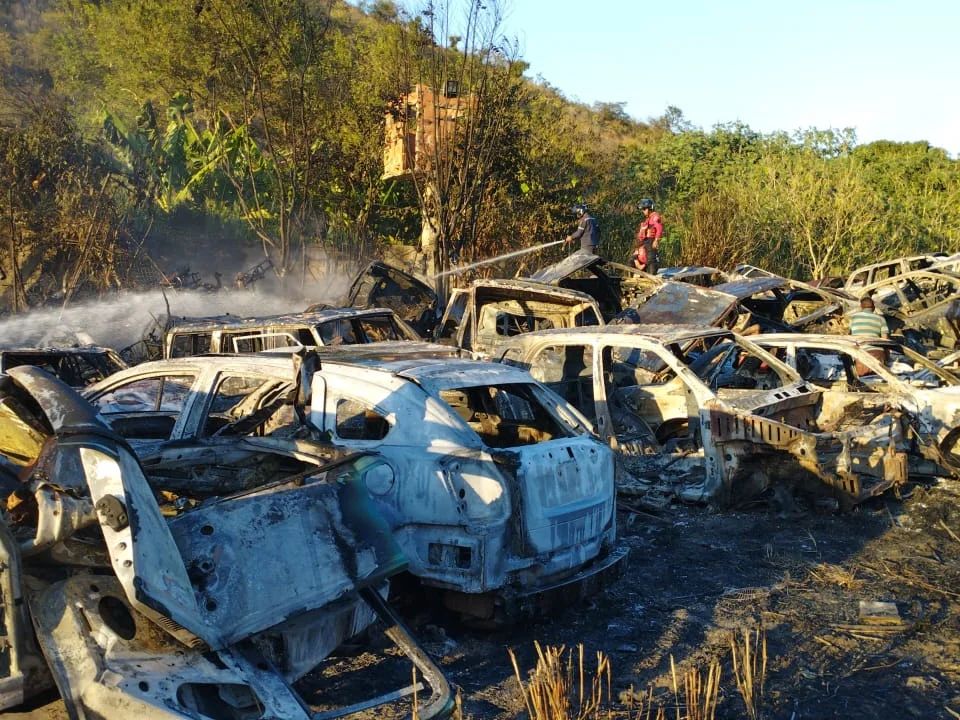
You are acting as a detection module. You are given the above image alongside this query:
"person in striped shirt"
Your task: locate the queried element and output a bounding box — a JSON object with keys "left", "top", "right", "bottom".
{"left": 849, "top": 296, "right": 889, "bottom": 338}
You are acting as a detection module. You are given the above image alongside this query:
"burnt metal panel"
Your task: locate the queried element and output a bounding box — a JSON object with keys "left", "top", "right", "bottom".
{"left": 629, "top": 282, "right": 737, "bottom": 326}
{"left": 528, "top": 251, "right": 604, "bottom": 284}
{"left": 712, "top": 276, "right": 787, "bottom": 298}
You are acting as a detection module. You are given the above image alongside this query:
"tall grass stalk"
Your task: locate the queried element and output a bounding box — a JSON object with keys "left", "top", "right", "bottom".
{"left": 509, "top": 642, "right": 612, "bottom": 720}
{"left": 729, "top": 627, "right": 767, "bottom": 720}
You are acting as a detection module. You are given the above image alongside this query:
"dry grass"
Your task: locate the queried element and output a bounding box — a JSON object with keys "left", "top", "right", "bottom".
{"left": 511, "top": 643, "right": 725, "bottom": 720}
{"left": 622, "top": 685, "right": 666, "bottom": 720}
{"left": 729, "top": 627, "right": 768, "bottom": 720}
{"left": 509, "top": 642, "right": 612, "bottom": 720}
{"left": 507, "top": 632, "right": 773, "bottom": 720}
{"left": 669, "top": 656, "right": 721, "bottom": 720}
{"left": 808, "top": 562, "right": 862, "bottom": 590}
{"left": 938, "top": 519, "right": 960, "bottom": 546}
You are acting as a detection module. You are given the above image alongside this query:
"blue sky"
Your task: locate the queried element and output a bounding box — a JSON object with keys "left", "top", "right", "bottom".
{"left": 498, "top": 0, "right": 960, "bottom": 154}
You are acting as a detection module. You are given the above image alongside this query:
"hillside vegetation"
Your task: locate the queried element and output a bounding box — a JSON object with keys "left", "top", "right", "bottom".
{"left": 2, "top": 0, "right": 959, "bottom": 307}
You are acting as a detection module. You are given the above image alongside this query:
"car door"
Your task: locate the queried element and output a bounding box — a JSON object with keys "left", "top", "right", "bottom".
{"left": 436, "top": 290, "right": 471, "bottom": 353}
{"left": 89, "top": 372, "right": 199, "bottom": 454}
{"left": 597, "top": 341, "right": 694, "bottom": 446}
{"left": 525, "top": 342, "right": 598, "bottom": 425}
{"left": 197, "top": 372, "right": 296, "bottom": 438}
{"left": 784, "top": 345, "right": 898, "bottom": 432}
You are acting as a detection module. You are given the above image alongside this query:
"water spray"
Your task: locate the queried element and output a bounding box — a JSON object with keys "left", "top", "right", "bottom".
{"left": 431, "top": 239, "right": 567, "bottom": 279}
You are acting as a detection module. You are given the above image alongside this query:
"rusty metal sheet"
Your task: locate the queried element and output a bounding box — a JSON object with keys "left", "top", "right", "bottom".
{"left": 629, "top": 282, "right": 736, "bottom": 325}
{"left": 473, "top": 278, "right": 599, "bottom": 306}
{"left": 712, "top": 276, "right": 787, "bottom": 298}
{"left": 528, "top": 251, "right": 605, "bottom": 284}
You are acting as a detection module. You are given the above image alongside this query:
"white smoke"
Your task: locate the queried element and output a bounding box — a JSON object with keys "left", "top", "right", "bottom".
{"left": 0, "top": 274, "right": 353, "bottom": 351}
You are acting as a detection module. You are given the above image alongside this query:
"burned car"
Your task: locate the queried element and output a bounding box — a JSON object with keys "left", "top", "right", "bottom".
{"left": 527, "top": 250, "right": 658, "bottom": 321}
{"left": 856, "top": 269, "right": 960, "bottom": 354}
{"left": 436, "top": 278, "right": 604, "bottom": 359}
{"left": 163, "top": 307, "right": 421, "bottom": 358}
{"left": 0, "top": 345, "right": 127, "bottom": 387}
{"left": 342, "top": 260, "right": 440, "bottom": 338}
{"left": 619, "top": 276, "right": 854, "bottom": 336}
{"left": 0, "top": 366, "right": 452, "bottom": 718}
{"left": 708, "top": 277, "right": 856, "bottom": 334}
{"left": 498, "top": 325, "right": 908, "bottom": 508}
{"left": 752, "top": 333, "right": 960, "bottom": 476}
{"left": 83, "top": 355, "right": 303, "bottom": 456}
{"left": 844, "top": 253, "right": 949, "bottom": 293}
{"left": 83, "top": 354, "right": 626, "bottom": 623}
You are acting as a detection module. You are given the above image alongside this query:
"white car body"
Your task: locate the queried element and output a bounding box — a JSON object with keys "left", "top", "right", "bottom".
{"left": 84, "top": 354, "right": 624, "bottom": 619}
{"left": 1, "top": 366, "right": 453, "bottom": 718}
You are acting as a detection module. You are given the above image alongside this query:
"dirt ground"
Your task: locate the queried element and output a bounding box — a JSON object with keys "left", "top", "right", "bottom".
{"left": 11, "top": 477, "right": 960, "bottom": 719}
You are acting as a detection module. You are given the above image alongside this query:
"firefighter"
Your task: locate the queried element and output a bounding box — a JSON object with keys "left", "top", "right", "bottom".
{"left": 564, "top": 204, "right": 600, "bottom": 255}
{"left": 633, "top": 198, "right": 663, "bottom": 273}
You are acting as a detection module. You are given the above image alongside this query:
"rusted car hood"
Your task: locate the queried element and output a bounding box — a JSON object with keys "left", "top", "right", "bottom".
{"left": 628, "top": 282, "right": 737, "bottom": 325}
{"left": 528, "top": 251, "right": 610, "bottom": 284}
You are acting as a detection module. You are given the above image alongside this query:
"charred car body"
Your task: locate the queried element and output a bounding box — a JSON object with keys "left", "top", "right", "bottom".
{"left": 527, "top": 250, "right": 658, "bottom": 321}
{"left": 618, "top": 276, "right": 855, "bottom": 336}
{"left": 752, "top": 333, "right": 960, "bottom": 476}
{"left": 844, "top": 253, "right": 952, "bottom": 293}
{"left": 0, "top": 366, "right": 452, "bottom": 718}
{"left": 0, "top": 345, "right": 127, "bottom": 387}
{"left": 435, "top": 279, "right": 604, "bottom": 359}
{"left": 163, "top": 307, "right": 421, "bottom": 359}
{"left": 708, "top": 277, "right": 856, "bottom": 334}
{"left": 498, "top": 325, "right": 908, "bottom": 507}
{"left": 342, "top": 261, "right": 441, "bottom": 338}
{"left": 855, "top": 270, "right": 960, "bottom": 355}
{"left": 82, "top": 354, "right": 626, "bottom": 623}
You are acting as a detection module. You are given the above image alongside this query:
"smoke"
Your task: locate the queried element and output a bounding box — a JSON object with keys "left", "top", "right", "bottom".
{"left": 0, "top": 271, "right": 354, "bottom": 351}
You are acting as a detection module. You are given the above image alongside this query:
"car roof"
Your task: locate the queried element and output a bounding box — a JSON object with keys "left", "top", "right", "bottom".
{"left": 500, "top": 323, "right": 730, "bottom": 346}
{"left": 657, "top": 265, "right": 724, "bottom": 279}
{"left": 751, "top": 333, "right": 902, "bottom": 349}
{"left": 468, "top": 278, "right": 601, "bottom": 305}
{"left": 100, "top": 354, "right": 297, "bottom": 375}
{"left": 0, "top": 345, "right": 118, "bottom": 355}
{"left": 711, "top": 276, "right": 787, "bottom": 297}
{"left": 849, "top": 254, "right": 939, "bottom": 275}
{"left": 257, "top": 340, "right": 457, "bottom": 360}
{"left": 166, "top": 307, "right": 399, "bottom": 332}
{"left": 313, "top": 356, "right": 537, "bottom": 394}
{"left": 860, "top": 268, "right": 960, "bottom": 292}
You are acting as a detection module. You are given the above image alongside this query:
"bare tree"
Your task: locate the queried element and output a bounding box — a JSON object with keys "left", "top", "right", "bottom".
{"left": 389, "top": 0, "right": 523, "bottom": 291}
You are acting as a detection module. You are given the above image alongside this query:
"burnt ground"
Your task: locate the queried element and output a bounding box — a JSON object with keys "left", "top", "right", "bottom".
{"left": 304, "top": 477, "right": 960, "bottom": 720}
{"left": 12, "top": 477, "right": 960, "bottom": 719}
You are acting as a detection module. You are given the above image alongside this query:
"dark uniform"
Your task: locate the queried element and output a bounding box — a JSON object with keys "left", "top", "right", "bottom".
{"left": 568, "top": 212, "right": 600, "bottom": 254}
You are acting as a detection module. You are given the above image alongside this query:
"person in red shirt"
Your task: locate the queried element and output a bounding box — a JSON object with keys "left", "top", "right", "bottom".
{"left": 633, "top": 198, "right": 663, "bottom": 273}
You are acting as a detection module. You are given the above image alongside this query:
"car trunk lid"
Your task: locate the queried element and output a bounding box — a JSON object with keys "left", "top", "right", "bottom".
{"left": 498, "top": 437, "right": 613, "bottom": 557}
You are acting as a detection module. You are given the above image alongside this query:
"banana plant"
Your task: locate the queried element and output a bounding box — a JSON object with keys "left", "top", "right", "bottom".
{"left": 101, "top": 93, "right": 274, "bottom": 215}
